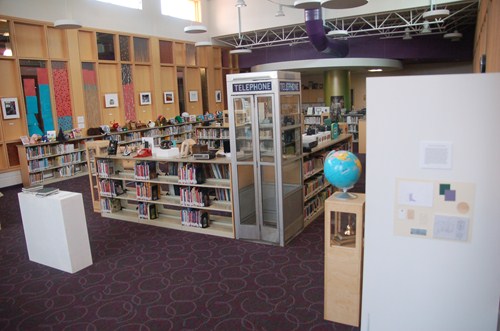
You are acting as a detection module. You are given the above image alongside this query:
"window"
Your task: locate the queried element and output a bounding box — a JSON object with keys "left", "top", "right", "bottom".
{"left": 96, "top": 0, "right": 142, "bottom": 10}
{"left": 161, "top": 0, "right": 201, "bottom": 22}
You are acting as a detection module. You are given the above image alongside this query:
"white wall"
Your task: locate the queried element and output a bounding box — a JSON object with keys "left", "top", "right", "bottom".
{"left": 362, "top": 73, "right": 500, "bottom": 331}
{"left": 351, "top": 62, "right": 473, "bottom": 110}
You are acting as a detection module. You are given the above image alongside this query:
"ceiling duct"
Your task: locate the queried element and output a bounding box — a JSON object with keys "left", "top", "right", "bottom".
{"left": 304, "top": 8, "right": 348, "bottom": 57}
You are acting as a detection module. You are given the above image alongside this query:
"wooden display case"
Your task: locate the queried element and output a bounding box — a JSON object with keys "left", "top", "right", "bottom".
{"left": 324, "top": 193, "right": 365, "bottom": 327}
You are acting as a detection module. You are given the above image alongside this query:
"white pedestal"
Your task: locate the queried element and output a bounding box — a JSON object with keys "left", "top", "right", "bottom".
{"left": 18, "top": 191, "right": 93, "bottom": 273}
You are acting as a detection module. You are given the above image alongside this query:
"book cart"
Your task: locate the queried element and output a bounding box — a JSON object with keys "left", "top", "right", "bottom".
{"left": 90, "top": 153, "right": 234, "bottom": 239}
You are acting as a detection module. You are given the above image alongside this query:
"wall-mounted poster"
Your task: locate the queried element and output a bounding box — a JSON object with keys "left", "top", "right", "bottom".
{"left": 164, "top": 91, "right": 174, "bottom": 104}
{"left": 189, "top": 91, "right": 198, "bottom": 102}
{"left": 215, "top": 90, "right": 222, "bottom": 103}
{"left": 1, "top": 97, "right": 20, "bottom": 119}
{"left": 140, "top": 92, "right": 151, "bottom": 105}
{"left": 104, "top": 93, "right": 119, "bottom": 108}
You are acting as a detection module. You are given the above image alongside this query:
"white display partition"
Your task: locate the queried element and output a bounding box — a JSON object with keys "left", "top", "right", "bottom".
{"left": 362, "top": 73, "right": 500, "bottom": 331}
{"left": 18, "top": 191, "right": 93, "bottom": 273}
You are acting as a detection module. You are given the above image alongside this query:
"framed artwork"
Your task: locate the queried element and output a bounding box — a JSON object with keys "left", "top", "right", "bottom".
{"left": 163, "top": 91, "right": 174, "bottom": 104}
{"left": 189, "top": 91, "right": 198, "bottom": 102}
{"left": 104, "top": 93, "right": 118, "bottom": 108}
{"left": 140, "top": 92, "right": 151, "bottom": 105}
{"left": 215, "top": 90, "right": 222, "bottom": 103}
{"left": 1, "top": 97, "right": 20, "bottom": 119}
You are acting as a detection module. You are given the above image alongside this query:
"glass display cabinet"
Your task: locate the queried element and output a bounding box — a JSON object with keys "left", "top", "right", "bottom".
{"left": 227, "top": 71, "right": 303, "bottom": 246}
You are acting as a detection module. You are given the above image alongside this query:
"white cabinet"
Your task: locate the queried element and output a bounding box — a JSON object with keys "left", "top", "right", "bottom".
{"left": 18, "top": 191, "right": 93, "bottom": 273}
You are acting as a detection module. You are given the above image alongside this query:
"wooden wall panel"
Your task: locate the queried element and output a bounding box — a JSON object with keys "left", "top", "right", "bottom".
{"left": 47, "top": 27, "right": 67, "bottom": 59}
{"left": 98, "top": 63, "right": 122, "bottom": 124}
{"left": 185, "top": 67, "right": 202, "bottom": 115}
{"left": 13, "top": 22, "right": 46, "bottom": 58}
{"left": 160, "top": 66, "right": 177, "bottom": 117}
{"left": 486, "top": 0, "right": 500, "bottom": 72}
{"left": 78, "top": 31, "right": 96, "bottom": 61}
{"left": 134, "top": 65, "right": 153, "bottom": 123}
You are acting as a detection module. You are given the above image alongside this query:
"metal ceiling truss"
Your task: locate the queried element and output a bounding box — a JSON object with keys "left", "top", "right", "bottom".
{"left": 213, "top": 0, "right": 478, "bottom": 50}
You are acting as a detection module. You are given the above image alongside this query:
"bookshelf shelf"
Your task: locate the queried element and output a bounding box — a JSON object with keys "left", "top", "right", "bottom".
{"left": 17, "top": 137, "right": 100, "bottom": 187}
{"left": 90, "top": 153, "right": 234, "bottom": 238}
{"left": 302, "top": 134, "right": 353, "bottom": 226}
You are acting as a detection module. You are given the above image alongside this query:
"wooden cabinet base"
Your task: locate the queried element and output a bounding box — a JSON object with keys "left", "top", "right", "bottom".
{"left": 324, "top": 193, "right": 365, "bottom": 327}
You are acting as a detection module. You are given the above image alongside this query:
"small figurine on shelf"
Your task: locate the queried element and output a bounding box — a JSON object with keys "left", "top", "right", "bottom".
{"left": 57, "top": 127, "right": 67, "bottom": 142}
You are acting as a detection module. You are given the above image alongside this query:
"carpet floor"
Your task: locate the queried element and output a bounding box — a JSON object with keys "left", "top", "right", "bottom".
{"left": 0, "top": 174, "right": 361, "bottom": 331}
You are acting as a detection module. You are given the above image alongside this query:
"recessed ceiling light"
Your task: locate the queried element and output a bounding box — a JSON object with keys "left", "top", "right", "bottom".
{"left": 293, "top": 0, "right": 321, "bottom": 9}
{"left": 422, "top": 9, "right": 450, "bottom": 20}
{"left": 54, "top": 19, "right": 82, "bottom": 29}
{"left": 184, "top": 25, "right": 208, "bottom": 34}
{"left": 321, "top": 0, "right": 368, "bottom": 9}
{"left": 230, "top": 48, "right": 252, "bottom": 54}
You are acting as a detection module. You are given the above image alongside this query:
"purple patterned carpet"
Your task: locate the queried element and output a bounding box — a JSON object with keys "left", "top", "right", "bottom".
{"left": 0, "top": 176, "right": 361, "bottom": 331}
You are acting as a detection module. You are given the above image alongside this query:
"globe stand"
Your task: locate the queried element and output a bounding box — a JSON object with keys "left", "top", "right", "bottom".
{"left": 334, "top": 188, "right": 357, "bottom": 200}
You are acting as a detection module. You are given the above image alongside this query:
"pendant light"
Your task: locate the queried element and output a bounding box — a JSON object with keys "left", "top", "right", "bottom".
{"left": 54, "top": 0, "right": 81, "bottom": 29}
{"left": 321, "top": 0, "right": 368, "bottom": 9}
{"left": 422, "top": 0, "right": 449, "bottom": 20}
{"left": 231, "top": 1, "right": 252, "bottom": 54}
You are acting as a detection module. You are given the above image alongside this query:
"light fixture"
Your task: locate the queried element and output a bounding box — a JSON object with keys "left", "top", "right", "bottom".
{"left": 235, "top": 0, "right": 247, "bottom": 7}
{"left": 195, "top": 41, "right": 213, "bottom": 47}
{"left": 443, "top": 30, "right": 462, "bottom": 41}
{"left": 327, "top": 29, "right": 349, "bottom": 38}
{"left": 184, "top": 25, "right": 207, "bottom": 34}
{"left": 275, "top": 5, "right": 285, "bottom": 17}
{"left": 421, "top": 20, "right": 431, "bottom": 34}
{"left": 422, "top": 8, "right": 450, "bottom": 20}
{"left": 3, "top": 44, "right": 12, "bottom": 57}
{"left": 368, "top": 68, "right": 383, "bottom": 72}
{"left": 403, "top": 28, "right": 412, "bottom": 40}
{"left": 230, "top": 48, "right": 252, "bottom": 54}
{"left": 54, "top": 19, "right": 82, "bottom": 29}
{"left": 293, "top": 0, "right": 321, "bottom": 9}
{"left": 54, "top": 0, "right": 81, "bottom": 29}
{"left": 321, "top": 0, "right": 368, "bottom": 9}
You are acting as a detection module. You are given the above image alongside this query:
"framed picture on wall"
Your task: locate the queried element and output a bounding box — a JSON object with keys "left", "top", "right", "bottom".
{"left": 104, "top": 93, "right": 118, "bottom": 108}
{"left": 163, "top": 91, "right": 174, "bottom": 104}
{"left": 140, "top": 92, "right": 151, "bottom": 105}
{"left": 1, "top": 97, "right": 20, "bottom": 119}
{"left": 215, "top": 90, "right": 222, "bottom": 103}
{"left": 189, "top": 91, "right": 198, "bottom": 102}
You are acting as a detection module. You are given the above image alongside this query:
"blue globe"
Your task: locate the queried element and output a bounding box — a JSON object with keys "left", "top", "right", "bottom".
{"left": 324, "top": 150, "right": 362, "bottom": 191}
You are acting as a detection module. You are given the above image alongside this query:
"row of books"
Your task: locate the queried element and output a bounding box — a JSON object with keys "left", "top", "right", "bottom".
{"left": 135, "top": 182, "right": 159, "bottom": 201}
{"left": 196, "top": 128, "right": 230, "bottom": 139}
{"left": 206, "top": 163, "right": 229, "bottom": 180}
{"left": 100, "top": 198, "right": 122, "bottom": 213}
{"left": 138, "top": 202, "right": 158, "bottom": 220}
{"left": 303, "top": 155, "right": 326, "bottom": 178}
{"left": 304, "top": 173, "right": 327, "bottom": 198}
{"left": 304, "top": 186, "right": 335, "bottom": 220}
{"left": 214, "top": 188, "right": 231, "bottom": 202}
{"left": 181, "top": 209, "right": 209, "bottom": 228}
{"left": 26, "top": 143, "right": 80, "bottom": 160}
{"left": 134, "top": 161, "right": 158, "bottom": 180}
{"left": 29, "top": 164, "right": 86, "bottom": 182}
{"left": 99, "top": 179, "right": 125, "bottom": 197}
{"left": 178, "top": 164, "right": 204, "bottom": 184}
{"left": 180, "top": 187, "right": 210, "bottom": 207}
{"left": 97, "top": 159, "right": 115, "bottom": 178}
{"left": 54, "top": 152, "right": 84, "bottom": 166}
